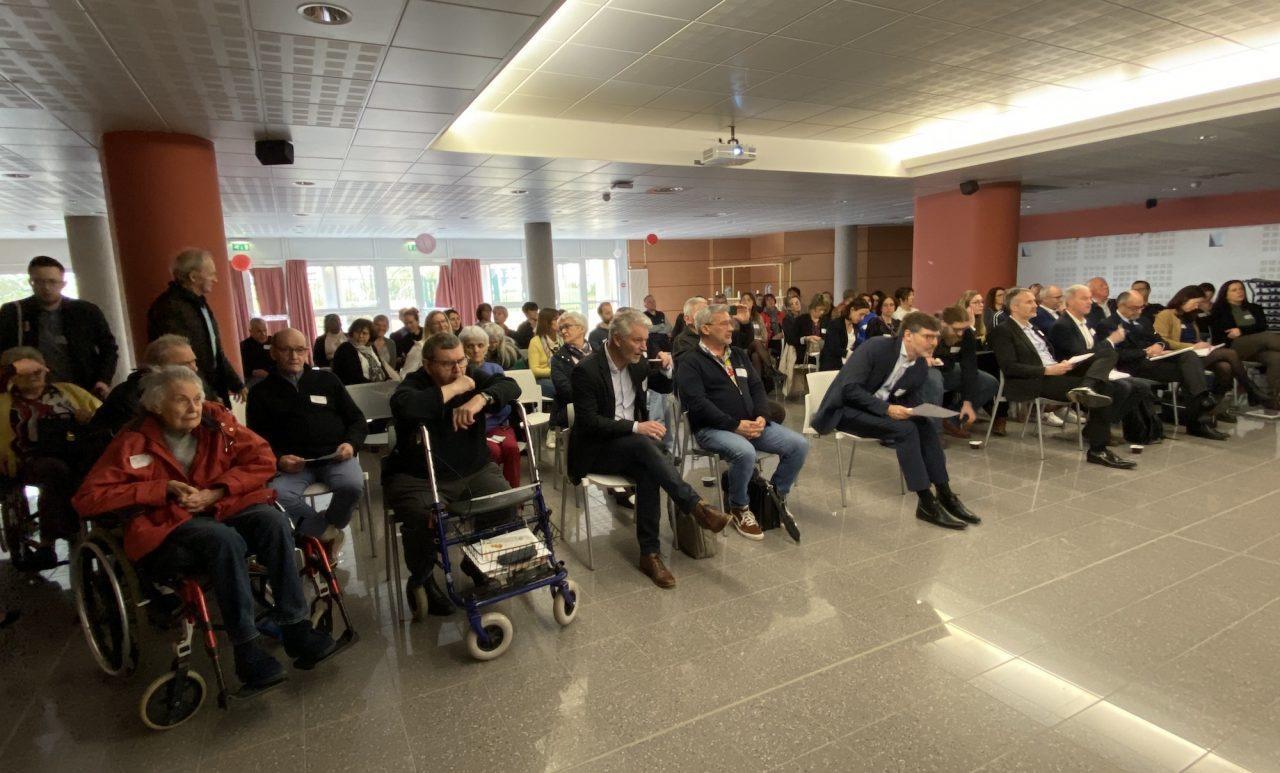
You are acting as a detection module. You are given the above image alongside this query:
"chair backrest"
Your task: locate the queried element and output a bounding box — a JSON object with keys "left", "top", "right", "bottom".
{"left": 803, "top": 370, "right": 839, "bottom": 434}
{"left": 508, "top": 368, "right": 545, "bottom": 410}
{"left": 346, "top": 381, "right": 396, "bottom": 421}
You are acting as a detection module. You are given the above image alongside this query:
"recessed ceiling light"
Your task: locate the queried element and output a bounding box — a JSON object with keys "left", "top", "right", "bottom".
{"left": 295, "top": 212, "right": 311, "bottom": 217}
{"left": 509, "top": 189, "right": 527, "bottom": 195}
{"left": 711, "top": 196, "right": 723, "bottom": 201}
{"left": 293, "top": 180, "right": 315, "bottom": 186}
{"left": 297, "top": 3, "right": 351, "bottom": 25}
{"left": 1197, "top": 134, "right": 1217, "bottom": 142}
{"left": 646, "top": 186, "right": 684, "bottom": 194}
{"left": 3, "top": 172, "right": 29, "bottom": 179}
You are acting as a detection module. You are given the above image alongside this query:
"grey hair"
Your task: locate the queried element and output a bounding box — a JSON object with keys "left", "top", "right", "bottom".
{"left": 694, "top": 303, "right": 729, "bottom": 331}
{"left": 139, "top": 365, "right": 204, "bottom": 413}
{"left": 1064, "top": 283, "right": 1091, "bottom": 302}
{"left": 1115, "top": 290, "right": 1134, "bottom": 306}
{"left": 143, "top": 334, "right": 192, "bottom": 367}
{"left": 1005, "top": 286, "right": 1032, "bottom": 305}
{"left": 1037, "top": 285, "right": 1057, "bottom": 302}
{"left": 682, "top": 296, "right": 708, "bottom": 319}
{"left": 480, "top": 322, "right": 505, "bottom": 341}
{"left": 171, "top": 248, "right": 210, "bottom": 282}
{"left": 609, "top": 308, "right": 651, "bottom": 340}
{"left": 422, "top": 332, "right": 461, "bottom": 362}
{"left": 1, "top": 345, "right": 43, "bottom": 368}
{"left": 559, "top": 310, "right": 587, "bottom": 330}
{"left": 458, "top": 325, "right": 489, "bottom": 346}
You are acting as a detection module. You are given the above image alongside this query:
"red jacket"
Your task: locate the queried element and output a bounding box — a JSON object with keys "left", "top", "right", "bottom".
{"left": 73, "top": 402, "right": 277, "bottom": 561}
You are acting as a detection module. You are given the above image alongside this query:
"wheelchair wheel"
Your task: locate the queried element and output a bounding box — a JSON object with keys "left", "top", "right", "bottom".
{"left": 139, "top": 670, "right": 207, "bottom": 731}
{"left": 0, "top": 484, "right": 31, "bottom": 558}
{"left": 72, "top": 539, "right": 137, "bottom": 677}
{"left": 552, "top": 580, "right": 580, "bottom": 626}
{"left": 465, "top": 612, "right": 513, "bottom": 661}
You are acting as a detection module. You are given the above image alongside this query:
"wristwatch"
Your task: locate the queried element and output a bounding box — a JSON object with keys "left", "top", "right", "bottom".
{"left": 481, "top": 392, "right": 495, "bottom": 407}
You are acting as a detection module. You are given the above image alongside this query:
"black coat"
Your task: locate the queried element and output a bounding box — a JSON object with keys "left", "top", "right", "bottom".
{"left": 863, "top": 315, "right": 896, "bottom": 339}
{"left": 1047, "top": 313, "right": 1108, "bottom": 360}
{"left": 676, "top": 344, "right": 769, "bottom": 433}
{"left": 0, "top": 295, "right": 118, "bottom": 391}
{"left": 989, "top": 319, "right": 1058, "bottom": 402}
{"left": 812, "top": 335, "right": 927, "bottom": 433}
{"left": 146, "top": 281, "right": 243, "bottom": 402}
{"left": 389, "top": 326, "right": 422, "bottom": 367}
{"left": 331, "top": 341, "right": 390, "bottom": 385}
{"left": 936, "top": 327, "right": 980, "bottom": 404}
{"left": 819, "top": 321, "right": 853, "bottom": 371}
{"left": 567, "top": 351, "right": 671, "bottom": 482}
{"left": 1108, "top": 313, "right": 1164, "bottom": 369}
{"left": 549, "top": 342, "right": 589, "bottom": 427}
{"left": 247, "top": 367, "right": 367, "bottom": 459}
{"left": 512, "top": 320, "right": 535, "bottom": 350}
{"left": 240, "top": 336, "right": 273, "bottom": 377}
{"left": 1208, "top": 300, "right": 1270, "bottom": 344}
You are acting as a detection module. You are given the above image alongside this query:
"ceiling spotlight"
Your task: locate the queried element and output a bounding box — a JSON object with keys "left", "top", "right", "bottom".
{"left": 646, "top": 186, "right": 684, "bottom": 194}
{"left": 295, "top": 212, "right": 311, "bottom": 217}
{"left": 509, "top": 189, "right": 528, "bottom": 195}
{"left": 1197, "top": 134, "right": 1217, "bottom": 142}
{"left": 297, "top": 3, "right": 351, "bottom": 25}
{"left": 3, "top": 172, "right": 29, "bottom": 179}
{"left": 293, "top": 180, "right": 315, "bottom": 186}
{"left": 1189, "top": 180, "right": 1203, "bottom": 189}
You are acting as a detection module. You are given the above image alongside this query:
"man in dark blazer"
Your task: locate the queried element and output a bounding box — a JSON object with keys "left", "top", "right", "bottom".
{"left": 1085, "top": 277, "right": 1114, "bottom": 325}
{"left": 147, "top": 248, "right": 245, "bottom": 405}
{"left": 812, "top": 312, "right": 980, "bottom": 530}
{"left": 1031, "top": 285, "right": 1063, "bottom": 337}
{"left": 1110, "top": 291, "right": 1226, "bottom": 440}
{"left": 568, "top": 309, "right": 729, "bottom": 588}
{"left": 990, "top": 287, "right": 1137, "bottom": 469}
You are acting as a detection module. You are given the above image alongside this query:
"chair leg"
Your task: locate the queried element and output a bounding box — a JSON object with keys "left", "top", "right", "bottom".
{"left": 707, "top": 456, "right": 725, "bottom": 513}
{"left": 1170, "top": 383, "right": 1179, "bottom": 432}
{"left": 984, "top": 380, "right": 1004, "bottom": 447}
{"left": 834, "top": 436, "right": 847, "bottom": 508}
{"left": 1035, "top": 399, "right": 1045, "bottom": 460}
{"left": 362, "top": 482, "right": 377, "bottom": 558}
{"left": 558, "top": 473, "right": 568, "bottom": 539}
{"left": 582, "top": 485, "right": 594, "bottom": 571}
{"left": 389, "top": 521, "right": 404, "bottom": 624}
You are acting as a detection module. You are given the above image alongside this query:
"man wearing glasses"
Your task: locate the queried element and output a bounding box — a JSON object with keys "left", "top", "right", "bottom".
{"left": 812, "top": 312, "right": 982, "bottom": 531}
{"left": 383, "top": 331, "right": 521, "bottom": 618}
{"left": 0, "top": 255, "right": 118, "bottom": 398}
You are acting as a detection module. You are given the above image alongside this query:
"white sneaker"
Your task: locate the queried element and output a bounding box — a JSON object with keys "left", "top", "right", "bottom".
{"left": 546, "top": 431, "right": 557, "bottom": 449}
{"left": 320, "top": 525, "right": 344, "bottom": 566}
{"left": 1058, "top": 408, "right": 1082, "bottom": 423}
{"left": 1043, "top": 411, "right": 1065, "bottom": 427}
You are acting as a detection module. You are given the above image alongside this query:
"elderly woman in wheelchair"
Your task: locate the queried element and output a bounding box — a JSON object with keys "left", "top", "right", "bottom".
{"left": 72, "top": 366, "right": 341, "bottom": 694}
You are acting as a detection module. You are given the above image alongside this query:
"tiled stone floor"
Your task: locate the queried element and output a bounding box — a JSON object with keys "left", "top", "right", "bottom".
{"left": 3, "top": 407, "right": 1280, "bottom": 772}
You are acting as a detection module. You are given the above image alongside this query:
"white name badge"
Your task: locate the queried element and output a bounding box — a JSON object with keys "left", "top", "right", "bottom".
{"left": 309, "top": 394, "right": 328, "bottom": 405}
{"left": 129, "top": 453, "right": 153, "bottom": 469}
{"left": 949, "top": 346, "right": 961, "bottom": 354}
{"left": 893, "top": 388, "right": 907, "bottom": 397}
{"left": 734, "top": 367, "right": 748, "bottom": 377}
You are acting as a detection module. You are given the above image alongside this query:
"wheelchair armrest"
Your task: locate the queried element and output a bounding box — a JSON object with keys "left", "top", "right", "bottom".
{"left": 84, "top": 508, "right": 145, "bottom": 531}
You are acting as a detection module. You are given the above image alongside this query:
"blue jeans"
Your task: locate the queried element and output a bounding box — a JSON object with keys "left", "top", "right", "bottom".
{"left": 695, "top": 423, "right": 809, "bottom": 509}
{"left": 270, "top": 457, "right": 364, "bottom": 538}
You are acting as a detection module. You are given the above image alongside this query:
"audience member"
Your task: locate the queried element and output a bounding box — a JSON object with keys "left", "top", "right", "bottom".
{"left": 92, "top": 334, "right": 200, "bottom": 439}
{"left": 819, "top": 297, "right": 870, "bottom": 371}
{"left": 926, "top": 306, "right": 999, "bottom": 439}
{"left": 147, "top": 248, "right": 245, "bottom": 405}
{"left": 1, "top": 347, "right": 99, "bottom": 569}
{"left": 866, "top": 296, "right": 897, "bottom": 337}
{"left": 568, "top": 310, "right": 728, "bottom": 588}
{"left": 550, "top": 311, "right": 591, "bottom": 430}
{"left": 371, "top": 314, "right": 397, "bottom": 374}
{"left": 990, "top": 288, "right": 1137, "bottom": 470}
{"left": 1027, "top": 282, "right": 1043, "bottom": 299}
{"left": 1032, "top": 284, "right": 1063, "bottom": 336}
{"left": 1208, "top": 279, "right": 1280, "bottom": 408}
{"left": 731, "top": 293, "right": 776, "bottom": 387}
{"left": 445, "top": 309, "right": 462, "bottom": 334}
{"left": 400, "top": 311, "right": 450, "bottom": 374}
{"left": 512, "top": 301, "right": 539, "bottom": 349}
{"left": 672, "top": 296, "right": 707, "bottom": 361}
{"left": 983, "top": 286, "right": 1006, "bottom": 332}
{"left": 248, "top": 329, "right": 367, "bottom": 555}
{"left": 332, "top": 318, "right": 397, "bottom": 385}
{"left": 1086, "top": 277, "right": 1112, "bottom": 323}
{"left": 482, "top": 321, "right": 521, "bottom": 369}
{"left": 1110, "top": 291, "right": 1225, "bottom": 439}
{"left": 891, "top": 286, "right": 915, "bottom": 321}
{"left": 1155, "top": 285, "right": 1268, "bottom": 416}
{"left": 957, "top": 290, "right": 987, "bottom": 343}
{"left": 0, "top": 255, "right": 118, "bottom": 398}
{"left": 785, "top": 286, "right": 803, "bottom": 303}
{"left": 493, "top": 305, "right": 514, "bottom": 338}
{"left": 383, "top": 332, "right": 520, "bottom": 617}
{"left": 588, "top": 302, "right": 613, "bottom": 352}
{"left": 1130, "top": 280, "right": 1163, "bottom": 318}
{"left": 424, "top": 310, "right": 449, "bottom": 335}
{"left": 74, "top": 366, "right": 338, "bottom": 688}
{"left": 389, "top": 308, "right": 423, "bottom": 368}
{"left": 812, "top": 313, "right": 980, "bottom": 530}
{"left": 528, "top": 307, "right": 560, "bottom": 398}
{"left": 240, "top": 317, "right": 274, "bottom": 384}
{"left": 475, "top": 303, "right": 493, "bottom": 325}
{"left": 677, "top": 305, "right": 808, "bottom": 540}
{"left": 312, "top": 313, "right": 346, "bottom": 368}
{"left": 642, "top": 295, "right": 670, "bottom": 353}
{"left": 797, "top": 295, "right": 831, "bottom": 364}
{"left": 460, "top": 325, "right": 520, "bottom": 488}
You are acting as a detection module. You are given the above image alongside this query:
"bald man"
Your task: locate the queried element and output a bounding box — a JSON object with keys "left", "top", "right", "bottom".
{"left": 247, "top": 328, "right": 368, "bottom": 556}
{"left": 1085, "top": 277, "right": 1111, "bottom": 325}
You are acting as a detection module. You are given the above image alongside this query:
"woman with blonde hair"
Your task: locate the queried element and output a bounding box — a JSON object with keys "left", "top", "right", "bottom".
{"left": 957, "top": 290, "right": 987, "bottom": 343}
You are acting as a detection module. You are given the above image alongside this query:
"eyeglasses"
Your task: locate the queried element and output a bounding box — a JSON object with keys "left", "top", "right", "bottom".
{"left": 430, "top": 357, "right": 468, "bottom": 369}
{"left": 277, "top": 346, "right": 308, "bottom": 356}
{"left": 29, "top": 278, "right": 63, "bottom": 287}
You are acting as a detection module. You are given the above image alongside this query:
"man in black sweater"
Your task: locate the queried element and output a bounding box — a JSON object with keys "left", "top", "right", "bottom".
{"left": 389, "top": 308, "right": 424, "bottom": 369}
{"left": 248, "top": 329, "right": 368, "bottom": 552}
{"left": 240, "top": 317, "right": 274, "bottom": 385}
{"left": 676, "top": 304, "right": 808, "bottom": 541}
{"left": 384, "top": 331, "right": 521, "bottom": 618}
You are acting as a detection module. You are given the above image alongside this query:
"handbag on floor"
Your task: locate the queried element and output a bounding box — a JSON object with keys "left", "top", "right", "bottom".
{"left": 674, "top": 505, "right": 719, "bottom": 559}
{"left": 1122, "top": 392, "right": 1165, "bottom": 445}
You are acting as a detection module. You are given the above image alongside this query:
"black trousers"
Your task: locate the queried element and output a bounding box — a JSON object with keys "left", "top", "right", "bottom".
{"left": 1035, "top": 347, "right": 1132, "bottom": 450}
{"left": 836, "top": 411, "right": 948, "bottom": 493}
{"left": 1123, "top": 351, "right": 1209, "bottom": 408}
{"left": 581, "top": 434, "right": 699, "bottom": 555}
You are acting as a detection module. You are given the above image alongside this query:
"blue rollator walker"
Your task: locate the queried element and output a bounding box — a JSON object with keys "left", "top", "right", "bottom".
{"left": 420, "top": 401, "right": 579, "bottom": 660}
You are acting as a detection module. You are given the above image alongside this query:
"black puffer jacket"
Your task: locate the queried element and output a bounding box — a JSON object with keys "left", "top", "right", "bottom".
{"left": 146, "top": 281, "right": 243, "bottom": 403}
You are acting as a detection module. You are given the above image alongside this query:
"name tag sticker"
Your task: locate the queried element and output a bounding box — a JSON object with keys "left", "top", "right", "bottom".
{"left": 949, "top": 346, "right": 961, "bottom": 354}
{"left": 893, "top": 388, "right": 907, "bottom": 397}
{"left": 129, "top": 453, "right": 153, "bottom": 469}
{"left": 734, "top": 367, "right": 748, "bottom": 377}
{"left": 309, "top": 394, "right": 328, "bottom": 405}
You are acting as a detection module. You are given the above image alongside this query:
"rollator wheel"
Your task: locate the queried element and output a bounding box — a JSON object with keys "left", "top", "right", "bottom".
{"left": 465, "top": 612, "right": 513, "bottom": 661}
{"left": 139, "top": 671, "right": 207, "bottom": 731}
{"left": 552, "top": 580, "right": 580, "bottom": 626}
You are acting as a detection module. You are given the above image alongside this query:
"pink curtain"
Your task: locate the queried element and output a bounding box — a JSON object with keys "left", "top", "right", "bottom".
{"left": 434, "top": 258, "right": 484, "bottom": 324}
{"left": 284, "top": 259, "right": 317, "bottom": 360}
{"left": 229, "top": 270, "right": 251, "bottom": 342}
{"left": 250, "top": 267, "right": 288, "bottom": 333}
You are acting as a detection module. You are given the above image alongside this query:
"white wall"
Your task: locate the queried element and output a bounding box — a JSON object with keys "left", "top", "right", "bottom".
{"left": 1018, "top": 222, "right": 1280, "bottom": 303}
{"left": 0, "top": 239, "right": 72, "bottom": 272}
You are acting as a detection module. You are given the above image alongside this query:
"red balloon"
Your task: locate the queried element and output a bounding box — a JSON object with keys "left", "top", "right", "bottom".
{"left": 645, "top": 233, "right": 659, "bottom": 245}
{"left": 230, "top": 253, "right": 252, "bottom": 272}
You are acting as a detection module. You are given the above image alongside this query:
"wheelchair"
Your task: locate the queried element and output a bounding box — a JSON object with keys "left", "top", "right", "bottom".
{"left": 0, "top": 477, "right": 34, "bottom": 561}
{"left": 71, "top": 509, "right": 357, "bottom": 730}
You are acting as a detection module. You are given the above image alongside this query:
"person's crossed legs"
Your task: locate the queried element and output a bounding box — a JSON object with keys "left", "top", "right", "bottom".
{"left": 271, "top": 458, "right": 364, "bottom": 539}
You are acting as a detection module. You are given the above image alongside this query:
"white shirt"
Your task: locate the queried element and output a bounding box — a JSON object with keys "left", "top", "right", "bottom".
{"left": 1018, "top": 320, "right": 1056, "bottom": 366}
{"left": 1068, "top": 312, "right": 1094, "bottom": 349}
{"left": 606, "top": 346, "right": 672, "bottom": 432}
{"left": 874, "top": 343, "right": 914, "bottom": 401}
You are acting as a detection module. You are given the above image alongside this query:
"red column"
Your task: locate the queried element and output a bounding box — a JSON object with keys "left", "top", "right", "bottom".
{"left": 911, "top": 182, "right": 1021, "bottom": 313}
{"left": 100, "top": 131, "right": 241, "bottom": 373}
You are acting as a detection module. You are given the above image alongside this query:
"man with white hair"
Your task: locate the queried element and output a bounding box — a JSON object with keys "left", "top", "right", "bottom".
{"left": 146, "top": 248, "right": 245, "bottom": 405}
{"left": 90, "top": 333, "right": 202, "bottom": 439}
{"left": 671, "top": 295, "right": 708, "bottom": 361}
{"left": 1031, "top": 284, "right": 1063, "bottom": 337}
{"left": 568, "top": 309, "right": 729, "bottom": 588}
{"left": 1085, "top": 276, "right": 1112, "bottom": 325}
{"left": 74, "top": 366, "right": 340, "bottom": 689}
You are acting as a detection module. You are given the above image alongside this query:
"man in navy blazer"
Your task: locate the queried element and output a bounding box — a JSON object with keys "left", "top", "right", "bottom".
{"left": 1030, "top": 285, "right": 1063, "bottom": 337}
{"left": 813, "top": 312, "right": 979, "bottom": 530}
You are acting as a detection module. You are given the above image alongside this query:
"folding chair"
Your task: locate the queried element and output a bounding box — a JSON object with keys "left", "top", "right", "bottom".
{"left": 508, "top": 369, "right": 553, "bottom": 454}
{"left": 802, "top": 370, "right": 904, "bottom": 507}
{"left": 300, "top": 472, "right": 377, "bottom": 558}
{"left": 346, "top": 381, "right": 397, "bottom": 448}
{"left": 986, "top": 373, "right": 1083, "bottom": 460}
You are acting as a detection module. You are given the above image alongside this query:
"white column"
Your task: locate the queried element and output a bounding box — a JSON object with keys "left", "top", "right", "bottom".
{"left": 834, "top": 224, "right": 856, "bottom": 299}
{"left": 524, "top": 221, "right": 555, "bottom": 307}
{"left": 64, "top": 214, "right": 133, "bottom": 381}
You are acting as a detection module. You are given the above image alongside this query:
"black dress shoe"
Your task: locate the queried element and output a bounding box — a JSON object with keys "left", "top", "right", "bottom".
{"left": 1188, "top": 422, "right": 1230, "bottom": 441}
{"left": 1086, "top": 448, "right": 1137, "bottom": 469}
{"left": 1067, "top": 386, "right": 1112, "bottom": 409}
{"left": 915, "top": 499, "right": 967, "bottom": 530}
{"left": 939, "top": 496, "right": 981, "bottom": 525}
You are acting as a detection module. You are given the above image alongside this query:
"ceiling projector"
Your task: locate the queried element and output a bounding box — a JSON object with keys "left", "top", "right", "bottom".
{"left": 696, "top": 125, "right": 755, "bottom": 167}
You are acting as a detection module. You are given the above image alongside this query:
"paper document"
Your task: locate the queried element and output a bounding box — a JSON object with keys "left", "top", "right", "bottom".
{"left": 910, "top": 403, "right": 960, "bottom": 419}
{"left": 461, "top": 527, "right": 549, "bottom": 582}
{"left": 1195, "top": 344, "right": 1225, "bottom": 357}
{"left": 1148, "top": 348, "right": 1193, "bottom": 361}
{"left": 1107, "top": 369, "right": 1130, "bottom": 381}
{"left": 302, "top": 450, "right": 341, "bottom": 463}
{"left": 1066, "top": 353, "right": 1094, "bottom": 365}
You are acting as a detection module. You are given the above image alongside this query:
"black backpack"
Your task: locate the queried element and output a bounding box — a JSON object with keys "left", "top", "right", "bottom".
{"left": 722, "top": 471, "right": 800, "bottom": 543}
{"left": 1122, "top": 391, "right": 1165, "bottom": 445}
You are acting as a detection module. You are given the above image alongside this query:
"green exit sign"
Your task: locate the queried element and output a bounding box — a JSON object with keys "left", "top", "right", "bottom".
{"left": 229, "top": 241, "right": 252, "bottom": 252}
{"left": 405, "top": 241, "right": 417, "bottom": 252}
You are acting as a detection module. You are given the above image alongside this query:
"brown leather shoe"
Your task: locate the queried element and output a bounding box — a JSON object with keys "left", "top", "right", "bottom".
{"left": 942, "top": 420, "right": 970, "bottom": 439}
{"left": 690, "top": 499, "right": 730, "bottom": 533}
{"left": 990, "top": 417, "right": 1007, "bottom": 436}
{"left": 638, "top": 553, "right": 676, "bottom": 588}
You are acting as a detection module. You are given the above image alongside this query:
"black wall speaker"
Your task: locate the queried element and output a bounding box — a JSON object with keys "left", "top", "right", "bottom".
{"left": 1145, "top": 198, "right": 1158, "bottom": 209}
{"left": 959, "top": 180, "right": 980, "bottom": 196}
{"left": 255, "top": 139, "right": 294, "bottom": 166}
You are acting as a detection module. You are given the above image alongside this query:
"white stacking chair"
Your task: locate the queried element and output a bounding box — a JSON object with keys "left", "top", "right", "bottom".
{"left": 985, "top": 373, "right": 1083, "bottom": 460}
{"left": 802, "top": 370, "right": 904, "bottom": 507}
{"left": 346, "top": 381, "right": 397, "bottom": 448}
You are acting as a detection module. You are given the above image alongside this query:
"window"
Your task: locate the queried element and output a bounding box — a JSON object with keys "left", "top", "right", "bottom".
{"left": 556, "top": 263, "right": 583, "bottom": 317}
{"left": 307, "top": 266, "right": 336, "bottom": 309}
{"left": 0, "top": 272, "right": 78, "bottom": 304}
{"left": 584, "top": 259, "right": 617, "bottom": 306}
{"left": 386, "top": 265, "right": 416, "bottom": 310}
{"left": 336, "top": 265, "right": 375, "bottom": 307}
{"left": 484, "top": 263, "right": 524, "bottom": 305}
{"left": 556, "top": 255, "right": 620, "bottom": 326}
{"left": 418, "top": 265, "right": 440, "bottom": 309}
